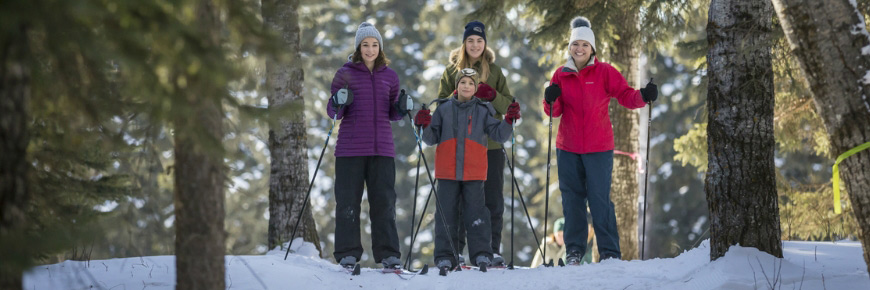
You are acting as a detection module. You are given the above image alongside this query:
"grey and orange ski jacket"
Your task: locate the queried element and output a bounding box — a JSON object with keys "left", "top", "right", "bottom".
{"left": 422, "top": 96, "right": 512, "bottom": 181}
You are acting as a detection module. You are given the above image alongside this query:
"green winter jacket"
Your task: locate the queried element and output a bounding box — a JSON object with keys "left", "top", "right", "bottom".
{"left": 437, "top": 47, "right": 513, "bottom": 150}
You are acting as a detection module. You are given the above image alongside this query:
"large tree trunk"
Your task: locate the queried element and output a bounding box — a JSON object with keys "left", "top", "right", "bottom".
{"left": 173, "top": 1, "right": 226, "bottom": 288}
{"left": 262, "top": 0, "right": 321, "bottom": 254}
{"left": 609, "top": 5, "right": 642, "bottom": 261}
{"left": 0, "top": 24, "right": 30, "bottom": 290}
{"left": 705, "top": 0, "right": 782, "bottom": 260}
{"left": 772, "top": 0, "right": 870, "bottom": 274}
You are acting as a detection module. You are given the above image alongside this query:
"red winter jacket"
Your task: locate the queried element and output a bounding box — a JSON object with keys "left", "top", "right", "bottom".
{"left": 543, "top": 58, "right": 647, "bottom": 154}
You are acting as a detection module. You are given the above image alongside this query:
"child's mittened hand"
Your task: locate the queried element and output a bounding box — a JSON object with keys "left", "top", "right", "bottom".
{"left": 475, "top": 83, "right": 496, "bottom": 102}
{"left": 505, "top": 102, "right": 521, "bottom": 124}
{"left": 414, "top": 109, "right": 431, "bottom": 128}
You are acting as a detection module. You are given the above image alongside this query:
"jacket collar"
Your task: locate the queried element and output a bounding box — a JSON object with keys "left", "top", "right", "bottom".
{"left": 562, "top": 56, "right": 597, "bottom": 73}
{"left": 448, "top": 94, "right": 480, "bottom": 108}
{"left": 344, "top": 55, "right": 386, "bottom": 73}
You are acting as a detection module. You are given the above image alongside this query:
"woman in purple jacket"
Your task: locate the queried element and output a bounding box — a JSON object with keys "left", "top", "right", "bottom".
{"left": 327, "top": 22, "right": 404, "bottom": 270}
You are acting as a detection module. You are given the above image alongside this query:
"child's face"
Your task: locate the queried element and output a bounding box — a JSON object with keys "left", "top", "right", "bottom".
{"left": 457, "top": 77, "right": 476, "bottom": 100}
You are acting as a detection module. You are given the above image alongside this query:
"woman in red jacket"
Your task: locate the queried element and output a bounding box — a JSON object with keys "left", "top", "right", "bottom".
{"left": 542, "top": 16, "right": 658, "bottom": 265}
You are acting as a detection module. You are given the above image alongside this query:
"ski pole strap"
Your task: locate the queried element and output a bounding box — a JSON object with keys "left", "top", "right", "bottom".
{"left": 832, "top": 141, "right": 870, "bottom": 214}
{"left": 614, "top": 150, "right": 638, "bottom": 160}
{"left": 614, "top": 150, "right": 643, "bottom": 174}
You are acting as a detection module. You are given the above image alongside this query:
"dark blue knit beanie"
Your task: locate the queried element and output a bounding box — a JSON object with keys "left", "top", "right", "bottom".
{"left": 463, "top": 21, "right": 486, "bottom": 43}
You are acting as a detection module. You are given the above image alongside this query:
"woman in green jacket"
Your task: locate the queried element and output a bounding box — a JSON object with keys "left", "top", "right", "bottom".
{"left": 437, "top": 20, "right": 513, "bottom": 266}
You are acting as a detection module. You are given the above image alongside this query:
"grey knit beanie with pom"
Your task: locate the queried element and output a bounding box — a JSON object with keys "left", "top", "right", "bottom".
{"left": 355, "top": 22, "right": 383, "bottom": 51}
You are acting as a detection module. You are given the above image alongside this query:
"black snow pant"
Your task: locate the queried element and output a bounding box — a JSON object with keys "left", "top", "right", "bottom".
{"left": 455, "top": 149, "right": 505, "bottom": 256}
{"left": 332, "top": 156, "right": 401, "bottom": 263}
{"left": 434, "top": 179, "right": 492, "bottom": 267}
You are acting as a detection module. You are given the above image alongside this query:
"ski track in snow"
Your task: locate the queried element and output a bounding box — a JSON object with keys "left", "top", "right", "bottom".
{"left": 23, "top": 239, "right": 870, "bottom": 290}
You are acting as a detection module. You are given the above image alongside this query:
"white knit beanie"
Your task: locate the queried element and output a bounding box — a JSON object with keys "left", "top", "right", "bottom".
{"left": 568, "top": 17, "right": 595, "bottom": 53}
{"left": 355, "top": 22, "right": 383, "bottom": 51}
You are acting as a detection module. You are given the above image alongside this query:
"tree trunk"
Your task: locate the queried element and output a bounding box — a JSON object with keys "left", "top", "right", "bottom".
{"left": 705, "top": 0, "right": 782, "bottom": 260}
{"left": 0, "top": 24, "right": 30, "bottom": 290}
{"left": 262, "top": 0, "right": 321, "bottom": 254}
{"left": 772, "top": 0, "right": 870, "bottom": 274}
{"left": 608, "top": 5, "right": 641, "bottom": 261}
{"left": 173, "top": 1, "right": 226, "bottom": 289}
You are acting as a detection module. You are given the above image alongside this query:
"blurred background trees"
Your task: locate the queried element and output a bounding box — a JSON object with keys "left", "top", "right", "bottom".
{"left": 1, "top": 1, "right": 865, "bottom": 285}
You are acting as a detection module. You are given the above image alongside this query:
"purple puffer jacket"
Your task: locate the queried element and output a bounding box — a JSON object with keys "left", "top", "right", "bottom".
{"left": 327, "top": 61, "right": 403, "bottom": 157}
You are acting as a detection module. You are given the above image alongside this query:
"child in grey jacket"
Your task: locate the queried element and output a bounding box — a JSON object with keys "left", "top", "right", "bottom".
{"left": 414, "top": 68, "right": 521, "bottom": 271}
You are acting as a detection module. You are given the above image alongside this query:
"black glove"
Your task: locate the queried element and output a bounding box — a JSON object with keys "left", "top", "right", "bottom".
{"left": 640, "top": 79, "right": 658, "bottom": 103}
{"left": 395, "top": 89, "right": 414, "bottom": 116}
{"left": 544, "top": 83, "right": 561, "bottom": 104}
{"left": 331, "top": 87, "right": 353, "bottom": 109}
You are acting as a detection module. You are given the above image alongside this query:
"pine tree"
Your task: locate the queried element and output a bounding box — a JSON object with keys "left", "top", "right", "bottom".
{"left": 772, "top": 0, "right": 870, "bottom": 274}
{"left": 705, "top": 0, "right": 782, "bottom": 260}
{"left": 673, "top": 0, "right": 861, "bottom": 253}
{"left": 263, "top": 0, "right": 321, "bottom": 254}
{"left": 0, "top": 22, "right": 31, "bottom": 290}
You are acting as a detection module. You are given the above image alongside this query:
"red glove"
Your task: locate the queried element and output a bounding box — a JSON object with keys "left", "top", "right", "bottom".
{"left": 414, "top": 109, "right": 431, "bottom": 128}
{"left": 475, "top": 83, "right": 496, "bottom": 102}
{"left": 505, "top": 102, "right": 521, "bottom": 125}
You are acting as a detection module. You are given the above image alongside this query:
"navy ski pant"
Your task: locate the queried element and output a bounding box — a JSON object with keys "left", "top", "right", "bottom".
{"left": 557, "top": 149, "right": 621, "bottom": 259}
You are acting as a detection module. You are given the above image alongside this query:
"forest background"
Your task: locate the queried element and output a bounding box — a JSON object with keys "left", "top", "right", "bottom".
{"left": 1, "top": 0, "right": 860, "bottom": 274}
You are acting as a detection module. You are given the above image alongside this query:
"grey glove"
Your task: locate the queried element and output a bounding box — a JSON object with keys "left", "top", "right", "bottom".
{"left": 332, "top": 87, "right": 353, "bottom": 108}
{"left": 395, "top": 89, "right": 414, "bottom": 116}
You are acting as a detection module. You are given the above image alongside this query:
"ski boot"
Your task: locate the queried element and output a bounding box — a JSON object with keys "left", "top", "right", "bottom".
{"left": 437, "top": 259, "right": 452, "bottom": 276}
{"left": 565, "top": 251, "right": 582, "bottom": 266}
{"left": 491, "top": 253, "right": 505, "bottom": 267}
{"left": 475, "top": 255, "right": 491, "bottom": 273}
{"left": 339, "top": 256, "right": 360, "bottom": 275}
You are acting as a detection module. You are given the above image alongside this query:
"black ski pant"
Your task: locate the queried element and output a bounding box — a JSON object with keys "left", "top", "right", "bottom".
{"left": 455, "top": 149, "right": 505, "bottom": 256}
{"left": 434, "top": 179, "right": 492, "bottom": 267}
{"left": 332, "top": 156, "right": 401, "bottom": 263}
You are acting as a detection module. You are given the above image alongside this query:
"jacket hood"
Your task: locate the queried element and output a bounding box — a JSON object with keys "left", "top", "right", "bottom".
{"left": 448, "top": 47, "right": 496, "bottom": 65}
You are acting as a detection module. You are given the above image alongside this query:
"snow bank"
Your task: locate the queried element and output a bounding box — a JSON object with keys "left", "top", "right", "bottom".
{"left": 23, "top": 240, "right": 869, "bottom": 290}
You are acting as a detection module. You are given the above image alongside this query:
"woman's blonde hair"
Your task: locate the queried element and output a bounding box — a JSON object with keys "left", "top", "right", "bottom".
{"left": 452, "top": 42, "right": 493, "bottom": 84}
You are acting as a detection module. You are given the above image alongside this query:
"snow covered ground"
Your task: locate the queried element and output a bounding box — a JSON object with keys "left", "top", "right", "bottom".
{"left": 24, "top": 239, "right": 869, "bottom": 290}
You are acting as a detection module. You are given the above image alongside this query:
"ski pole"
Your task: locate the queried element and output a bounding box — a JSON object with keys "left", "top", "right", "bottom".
{"left": 543, "top": 101, "right": 554, "bottom": 266}
{"left": 398, "top": 89, "right": 429, "bottom": 270}
{"left": 407, "top": 180, "right": 436, "bottom": 270}
{"left": 502, "top": 148, "right": 545, "bottom": 260}
{"left": 284, "top": 107, "right": 340, "bottom": 260}
{"left": 509, "top": 99, "right": 516, "bottom": 270}
{"left": 404, "top": 137, "right": 422, "bottom": 270}
{"left": 641, "top": 78, "right": 654, "bottom": 260}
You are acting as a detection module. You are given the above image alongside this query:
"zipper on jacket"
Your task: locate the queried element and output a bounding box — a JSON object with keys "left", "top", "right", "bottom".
{"left": 467, "top": 115, "right": 472, "bottom": 136}
{"left": 371, "top": 72, "right": 378, "bottom": 155}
